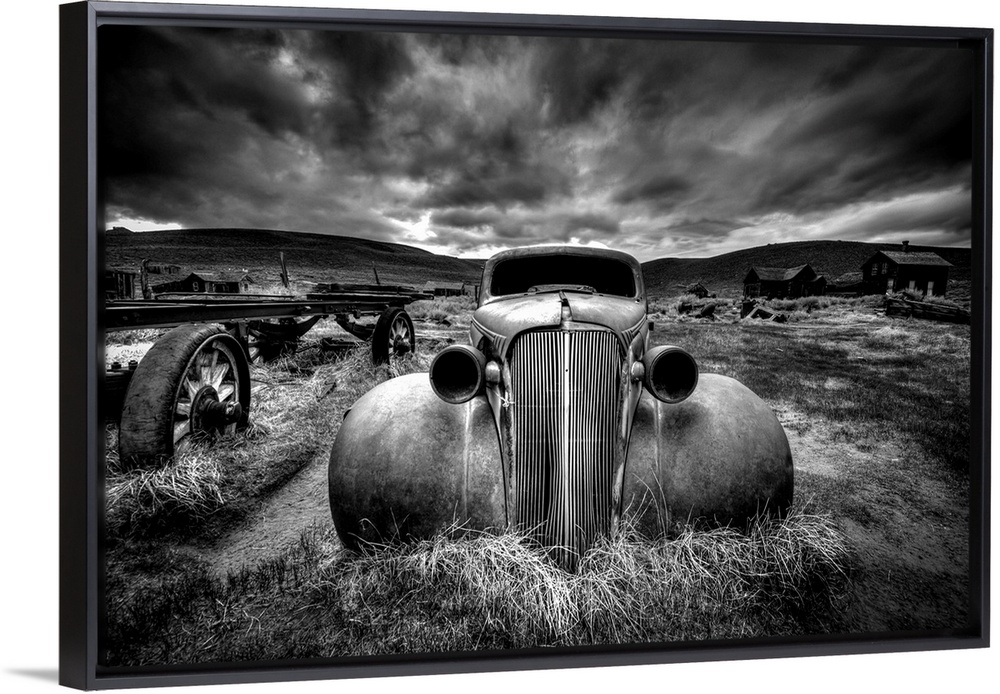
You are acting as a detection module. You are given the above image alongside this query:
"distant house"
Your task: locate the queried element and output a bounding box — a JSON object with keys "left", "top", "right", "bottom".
{"left": 104, "top": 268, "right": 136, "bottom": 300}
{"left": 152, "top": 271, "right": 254, "bottom": 295}
{"left": 686, "top": 282, "right": 710, "bottom": 299}
{"left": 861, "top": 242, "right": 952, "bottom": 296}
{"left": 743, "top": 264, "right": 826, "bottom": 299}
{"left": 145, "top": 263, "right": 182, "bottom": 275}
{"left": 424, "top": 281, "right": 466, "bottom": 298}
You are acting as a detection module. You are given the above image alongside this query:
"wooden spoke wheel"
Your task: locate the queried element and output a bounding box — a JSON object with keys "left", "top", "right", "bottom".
{"left": 245, "top": 316, "right": 322, "bottom": 363}
{"left": 246, "top": 335, "right": 295, "bottom": 364}
{"left": 372, "top": 308, "right": 415, "bottom": 365}
{"left": 118, "top": 324, "right": 251, "bottom": 466}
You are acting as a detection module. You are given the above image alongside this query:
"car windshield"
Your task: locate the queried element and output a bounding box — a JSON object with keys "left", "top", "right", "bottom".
{"left": 489, "top": 255, "right": 637, "bottom": 298}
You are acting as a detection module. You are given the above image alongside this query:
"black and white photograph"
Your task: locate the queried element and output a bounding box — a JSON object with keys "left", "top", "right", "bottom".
{"left": 96, "top": 9, "right": 982, "bottom": 668}
{"left": 35, "top": 1, "right": 991, "bottom": 692}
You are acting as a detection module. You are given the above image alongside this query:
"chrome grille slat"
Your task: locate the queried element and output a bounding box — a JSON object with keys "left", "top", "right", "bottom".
{"left": 509, "top": 330, "right": 621, "bottom": 568}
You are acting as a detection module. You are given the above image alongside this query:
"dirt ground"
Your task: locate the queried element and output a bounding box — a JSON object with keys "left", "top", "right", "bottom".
{"left": 173, "top": 317, "right": 970, "bottom": 636}
{"left": 776, "top": 404, "right": 969, "bottom": 632}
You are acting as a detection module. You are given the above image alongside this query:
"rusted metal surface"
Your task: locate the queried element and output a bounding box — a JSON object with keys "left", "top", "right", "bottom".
{"left": 624, "top": 375, "right": 794, "bottom": 533}
{"left": 471, "top": 292, "right": 648, "bottom": 355}
{"left": 329, "top": 245, "right": 795, "bottom": 570}
{"left": 330, "top": 372, "right": 794, "bottom": 566}
{"left": 508, "top": 330, "right": 621, "bottom": 566}
{"left": 329, "top": 373, "right": 506, "bottom": 548}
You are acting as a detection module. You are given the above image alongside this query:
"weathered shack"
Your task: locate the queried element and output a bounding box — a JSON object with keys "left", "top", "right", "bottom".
{"left": 743, "top": 264, "right": 826, "bottom": 299}
{"left": 145, "top": 263, "right": 182, "bottom": 275}
{"left": 861, "top": 242, "right": 952, "bottom": 296}
{"left": 741, "top": 300, "right": 787, "bottom": 323}
{"left": 152, "top": 271, "right": 254, "bottom": 294}
{"left": 686, "top": 282, "right": 710, "bottom": 298}
{"left": 424, "top": 281, "right": 466, "bottom": 298}
{"left": 462, "top": 282, "right": 480, "bottom": 298}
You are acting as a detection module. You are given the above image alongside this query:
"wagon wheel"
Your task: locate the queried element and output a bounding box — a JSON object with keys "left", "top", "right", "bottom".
{"left": 371, "top": 307, "right": 415, "bottom": 365}
{"left": 245, "top": 316, "right": 323, "bottom": 363}
{"left": 118, "top": 324, "right": 251, "bottom": 466}
{"left": 246, "top": 332, "right": 297, "bottom": 364}
{"left": 246, "top": 337, "right": 289, "bottom": 364}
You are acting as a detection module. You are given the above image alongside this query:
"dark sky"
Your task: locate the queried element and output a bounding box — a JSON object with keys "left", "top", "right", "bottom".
{"left": 98, "top": 25, "right": 975, "bottom": 260}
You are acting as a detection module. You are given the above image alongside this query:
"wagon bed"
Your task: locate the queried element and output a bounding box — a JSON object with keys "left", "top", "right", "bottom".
{"left": 106, "top": 284, "right": 431, "bottom": 330}
{"left": 105, "top": 283, "right": 433, "bottom": 464}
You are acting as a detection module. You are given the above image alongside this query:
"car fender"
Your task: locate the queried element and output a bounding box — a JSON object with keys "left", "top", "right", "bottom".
{"left": 329, "top": 372, "right": 506, "bottom": 549}
{"left": 623, "top": 373, "right": 793, "bottom": 535}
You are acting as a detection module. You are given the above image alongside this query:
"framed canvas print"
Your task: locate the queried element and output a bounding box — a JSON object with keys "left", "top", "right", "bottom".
{"left": 59, "top": 1, "right": 991, "bottom": 690}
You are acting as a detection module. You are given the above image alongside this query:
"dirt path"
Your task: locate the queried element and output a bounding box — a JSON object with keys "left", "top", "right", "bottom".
{"left": 775, "top": 404, "right": 969, "bottom": 632}
{"left": 205, "top": 450, "right": 335, "bottom": 576}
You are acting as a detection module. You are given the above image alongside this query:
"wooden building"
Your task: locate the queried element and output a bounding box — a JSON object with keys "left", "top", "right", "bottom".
{"left": 686, "top": 282, "right": 710, "bottom": 298}
{"left": 743, "top": 264, "right": 826, "bottom": 299}
{"left": 861, "top": 242, "right": 952, "bottom": 296}
{"left": 152, "top": 271, "right": 254, "bottom": 295}
{"left": 145, "top": 263, "right": 182, "bottom": 275}
{"left": 424, "top": 281, "right": 467, "bottom": 298}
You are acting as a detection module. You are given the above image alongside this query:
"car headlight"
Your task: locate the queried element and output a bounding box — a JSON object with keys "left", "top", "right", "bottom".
{"left": 429, "top": 345, "right": 488, "bottom": 403}
{"left": 642, "top": 345, "right": 698, "bottom": 403}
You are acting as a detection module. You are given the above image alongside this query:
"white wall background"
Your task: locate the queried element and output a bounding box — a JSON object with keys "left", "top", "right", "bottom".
{"left": 2, "top": 2, "right": 994, "bottom": 693}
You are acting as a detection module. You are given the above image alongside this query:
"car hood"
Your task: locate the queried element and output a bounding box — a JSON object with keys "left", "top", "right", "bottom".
{"left": 470, "top": 291, "right": 647, "bottom": 357}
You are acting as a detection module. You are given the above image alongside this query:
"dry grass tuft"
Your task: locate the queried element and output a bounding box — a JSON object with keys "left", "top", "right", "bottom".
{"left": 103, "top": 509, "right": 854, "bottom": 665}
{"left": 106, "top": 450, "right": 226, "bottom": 535}
{"left": 860, "top": 325, "right": 914, "bottom": 350}
{"left": 310, "top": 508, "right": 851, "bottom": 653}
{"left": 407, "top": 295, "right": 477, "bottom": 325}
{"left": 105, "top": 328, "right": 167, "bottom": 347}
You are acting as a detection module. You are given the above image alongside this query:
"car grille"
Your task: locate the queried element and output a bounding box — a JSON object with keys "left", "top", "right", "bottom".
{"left": 508, "top": 330, "right": 622, "bottom": 568}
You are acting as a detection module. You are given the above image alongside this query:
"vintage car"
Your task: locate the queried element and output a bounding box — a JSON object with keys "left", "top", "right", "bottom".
{"left": 329, "top": 246, "right": 793, "bottom": 568}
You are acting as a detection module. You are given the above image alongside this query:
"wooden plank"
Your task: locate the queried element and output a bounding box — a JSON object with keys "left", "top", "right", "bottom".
{"left": 313, "top": 282, "right": 425, "bottom": 294}
{"left": 884, "top": 297, "right": 970, "bottom": 323}
{"left": 105, "top": 295, "right": 425, "bottom": 330}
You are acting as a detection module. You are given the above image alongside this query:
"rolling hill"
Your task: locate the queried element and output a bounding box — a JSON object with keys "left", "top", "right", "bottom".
{"left": 106, "top": 228, "right": 973, "bottom": 299}
{"left": 105, "top": 227, "right": 485, "bottom": 288}
{"left": 641, "top": 240, "right": 973, "bottom": 298}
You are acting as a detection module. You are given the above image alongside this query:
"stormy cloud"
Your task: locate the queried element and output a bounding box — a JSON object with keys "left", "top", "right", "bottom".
{"left": 99, "top": 25, "right": 975, "bottom": 260}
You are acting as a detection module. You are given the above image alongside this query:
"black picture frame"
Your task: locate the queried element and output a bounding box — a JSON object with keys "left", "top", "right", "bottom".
{"left": 59, "top": 1, "right": 991, "bottom": 690}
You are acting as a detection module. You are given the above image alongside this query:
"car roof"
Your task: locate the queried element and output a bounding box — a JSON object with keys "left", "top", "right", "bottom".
{"left": 484, "top": 245, "right": 641, "bottom": 267}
